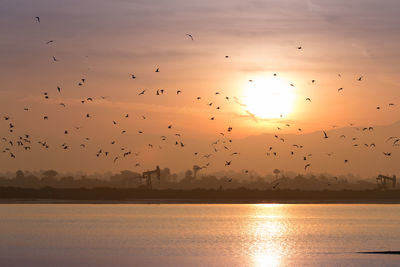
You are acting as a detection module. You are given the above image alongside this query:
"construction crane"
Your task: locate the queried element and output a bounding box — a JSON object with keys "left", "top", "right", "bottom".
{"left": 141, "top": 166, "right": 161, "bottom": 189}
{"left": 376, "top": 174, "right": 396, "bottom": 190}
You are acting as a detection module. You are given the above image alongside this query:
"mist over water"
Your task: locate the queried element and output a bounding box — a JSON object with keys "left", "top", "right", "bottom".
{"left": 1, "top": 204, "right": 400, "bottom": 267}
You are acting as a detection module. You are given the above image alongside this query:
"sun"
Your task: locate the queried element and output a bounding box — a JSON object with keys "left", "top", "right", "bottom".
{"left": 243, "top": 77, "right": 295, "bottom": 119}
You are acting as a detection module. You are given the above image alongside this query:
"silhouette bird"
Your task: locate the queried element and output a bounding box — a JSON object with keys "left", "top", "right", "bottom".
{"left": 304, "top": 164, "right": 311, "bottom": 170}
{"left": 272, "top": 182, "right": 280, "bottom": 189}
{"left": 52, "top": 56, "right": 58, "bottom": 62}
{"left": 186, "top": 34, "right": 194, "bottom": 41}
{"left": 306, "top": 98, "right": 311, "bottom": 102}
{"left": 323, "top": 131, "right": 328, "bottom": 139}
{"left": 155, "top": 68, "right": 159, "bottom": 72}
{"left": 34, "top": 16, "right": 40, "bottom": 22}
{"left": 386, "top": 136, "right": 398, "bottom": 143}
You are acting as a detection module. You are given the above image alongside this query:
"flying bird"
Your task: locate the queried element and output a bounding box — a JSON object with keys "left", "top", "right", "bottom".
{"left": 186, "top": 34, "right": 194, "bottom": 41}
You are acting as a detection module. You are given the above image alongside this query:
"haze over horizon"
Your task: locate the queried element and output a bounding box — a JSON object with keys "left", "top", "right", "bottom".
{"left": 1, "top": 0, "right": 400, "bottom": 177}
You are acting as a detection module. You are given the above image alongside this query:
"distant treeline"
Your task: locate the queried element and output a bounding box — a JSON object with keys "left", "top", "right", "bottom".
{"left": 0, "top": 187, "right": 400, "bottom": 203}
{"left": 0, "top": 167, "right": 393, "bottom": 191}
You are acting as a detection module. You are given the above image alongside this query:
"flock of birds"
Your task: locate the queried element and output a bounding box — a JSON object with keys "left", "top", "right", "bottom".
{"left": 1, "top": 16, "right": 399, "bottom": 184}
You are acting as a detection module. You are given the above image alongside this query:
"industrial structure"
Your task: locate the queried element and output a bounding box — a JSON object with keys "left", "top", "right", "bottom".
{"left": 193, "top": 165, "right": 202, "bottom": 179}
{"left": 376, "top": 174, "right": 396, "bottom": 190}
{"left": 140, "top": 166, "right": 161, "bottom": 189}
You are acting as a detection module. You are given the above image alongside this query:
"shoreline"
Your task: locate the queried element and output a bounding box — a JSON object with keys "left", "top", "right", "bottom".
{"left": 2, "top": 198, "right": 400, "bottom": 204}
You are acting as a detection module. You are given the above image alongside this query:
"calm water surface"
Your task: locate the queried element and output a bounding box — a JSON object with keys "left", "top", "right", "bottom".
{"left": 1, "top": 204, "right": 400, "bottom": 267}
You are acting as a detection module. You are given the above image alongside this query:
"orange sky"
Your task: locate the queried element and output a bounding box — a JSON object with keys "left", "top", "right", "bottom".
{"left": 1, "top": 0, "right": 400, "bottom": 176}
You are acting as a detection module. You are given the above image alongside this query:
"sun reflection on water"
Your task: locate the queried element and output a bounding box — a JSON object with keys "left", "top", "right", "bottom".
{"left": 249, "top": 204, "right": 287, "bottom": 267}
{"left": 253, "top": 252, "right": 281, "bottom": 267}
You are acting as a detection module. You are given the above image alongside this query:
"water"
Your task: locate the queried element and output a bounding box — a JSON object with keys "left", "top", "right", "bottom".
{"left": 1, "top": 204, "right": 400, "bottom": 267}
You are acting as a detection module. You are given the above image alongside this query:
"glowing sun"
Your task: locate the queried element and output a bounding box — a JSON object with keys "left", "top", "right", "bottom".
{"left": 243, "top": 77, "right": 295, "bottom": 119}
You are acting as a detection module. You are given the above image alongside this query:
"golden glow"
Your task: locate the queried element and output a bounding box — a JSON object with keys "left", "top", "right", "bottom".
{"left": 249, "top": 204, "right": 286, "bottom": 267}
{"left": 253, "top": 252, "right": 281, "bottom": 267}
{"left": 243, "top": 77, "right": 295, "bottom": 119}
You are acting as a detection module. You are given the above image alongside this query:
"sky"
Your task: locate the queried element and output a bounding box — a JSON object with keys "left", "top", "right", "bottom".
{"left": 1, "top": 0, "right": 400, "bottom": 176}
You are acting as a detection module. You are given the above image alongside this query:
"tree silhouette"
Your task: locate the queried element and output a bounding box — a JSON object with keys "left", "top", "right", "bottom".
{"left": 43, "top": 170, "right": 58, "bottom": 178}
